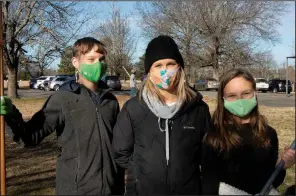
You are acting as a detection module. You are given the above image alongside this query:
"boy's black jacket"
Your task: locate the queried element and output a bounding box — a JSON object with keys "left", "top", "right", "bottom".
{"left": 5, "top": 79, "right": 124, "bottom": 195}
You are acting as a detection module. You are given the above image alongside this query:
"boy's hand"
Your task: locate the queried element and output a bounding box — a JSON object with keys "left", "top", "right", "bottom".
{"left": 0, "top": 96, "right": 13, "bottom": 116}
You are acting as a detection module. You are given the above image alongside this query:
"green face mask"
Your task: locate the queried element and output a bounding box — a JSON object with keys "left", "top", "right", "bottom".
{"left": 224, "top": 96, "right": 257, "bottom": 117}
{"left": 80, "top": 61, "right": 106, "bottom": 82}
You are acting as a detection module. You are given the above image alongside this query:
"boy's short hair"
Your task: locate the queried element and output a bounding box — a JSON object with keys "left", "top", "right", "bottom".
{"left": 72, "top": 37, "right": 107, "bottom": 58}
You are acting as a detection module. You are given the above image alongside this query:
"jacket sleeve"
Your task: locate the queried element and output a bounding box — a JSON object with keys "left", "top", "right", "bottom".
{"left": 269, "top": 127, "right": 286, "bottom": 188}
{"left": 201, "top": 137, "right": 220, "bottom": 195}
{"left": 112, "top": 101, "right": 120, "bottom": 130}
{"left": 197, "top": 103, "right": 211, "bottom": 165}
{"left": 5, "top": 93, "right": 64, "bottom": 147}
{"left": 204, "top": 103, "right": 211, "bottom": 133}
{"left": 112, "top": 104, "right": 134, "bottom": 169}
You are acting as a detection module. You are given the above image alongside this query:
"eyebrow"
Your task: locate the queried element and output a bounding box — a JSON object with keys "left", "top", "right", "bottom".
{"left": 167, "top": 61, "right": 177, "bottom": 65}
{"left": 154, "top": 61, "right": 176, "bottom": 67}
{"left": 225, "top": 89, "right": 253, "bottom": 95}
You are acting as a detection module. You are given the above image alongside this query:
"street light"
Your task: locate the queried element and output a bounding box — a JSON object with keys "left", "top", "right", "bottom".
{"left": 286, "top": 56, "right": 295, "bottom": 96}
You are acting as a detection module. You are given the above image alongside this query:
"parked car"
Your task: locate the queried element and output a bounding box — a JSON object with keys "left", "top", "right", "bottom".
{"left": 194, "top": 78, "right": 219, "bottom": 91}
{"left": 255, "top": 78, "right": 269, "bottom": 93}
{"left": 102, "top": 75, "right": 122, "bottom": 90}
{"left": 46, "top": 76, "right": 70, "bottom": 91}
{"left": 39, "top": 76, "right": 55, "bottom": 90}
{"left": 33, "top": 76, "right": 54, "bottom": 89}
{"left": 268, "top": 79, "right": 292, "bottom": 94}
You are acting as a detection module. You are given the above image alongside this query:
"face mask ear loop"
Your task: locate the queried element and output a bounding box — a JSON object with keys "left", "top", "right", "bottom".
{"left": 75, "top": 70, "right": 79, "bottom": 82}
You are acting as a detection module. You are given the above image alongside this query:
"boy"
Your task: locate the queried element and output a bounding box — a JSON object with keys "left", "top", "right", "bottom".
{"left": 0, "top": 37, "right": 124, "bottom": 195}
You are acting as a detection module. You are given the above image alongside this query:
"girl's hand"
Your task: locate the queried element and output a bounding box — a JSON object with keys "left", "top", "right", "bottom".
{"left": 277, "top": 146, "right": 295, "bottom": 169}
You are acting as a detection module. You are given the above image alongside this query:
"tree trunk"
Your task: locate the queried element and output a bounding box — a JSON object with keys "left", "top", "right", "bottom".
{"left": 212, "top": 67, "right": 219, "bottom": 81}
{"left": 7, "top": 67, "right": 18, "bottom": 98}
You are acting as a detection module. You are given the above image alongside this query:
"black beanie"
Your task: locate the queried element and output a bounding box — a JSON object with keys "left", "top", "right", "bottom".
{"left": 144, "top": 35, "right": 184, "bottom": 73}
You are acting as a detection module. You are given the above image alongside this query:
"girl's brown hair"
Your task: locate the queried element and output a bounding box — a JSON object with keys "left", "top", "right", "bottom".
{"left": 206, "top": 68, "right": 270, "bottom": 151}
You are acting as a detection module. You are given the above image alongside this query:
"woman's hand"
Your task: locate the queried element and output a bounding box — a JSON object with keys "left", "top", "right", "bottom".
{"left": 277, "top": 146, "right": 295, "bottom": 169}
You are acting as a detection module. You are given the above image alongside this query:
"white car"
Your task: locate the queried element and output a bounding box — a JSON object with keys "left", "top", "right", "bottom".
{"left": 48, "top": 76, "right": 70, "bottom": 91}
{"left": 33, "top": 76, "right": 55, "bottom": 89}
{"left": 255, "top": 78, "right": 269, "bottom": 93}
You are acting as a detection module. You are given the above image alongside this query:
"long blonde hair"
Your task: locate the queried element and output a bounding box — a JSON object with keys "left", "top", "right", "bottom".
{"left": 138, "top": 68, "right": 196, "bottom": 104}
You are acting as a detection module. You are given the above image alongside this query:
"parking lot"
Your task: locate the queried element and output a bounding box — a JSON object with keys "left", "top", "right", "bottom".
{"left": 4, "top": 89, "right": 295, "bottom": 107}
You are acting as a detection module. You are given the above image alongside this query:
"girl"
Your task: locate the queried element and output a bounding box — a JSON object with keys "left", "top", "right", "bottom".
{"left": 202, "top": 68, "right": 295, "bottom": 195}
{"left": 112, "top": 35, "right": 211, "bottom": 195}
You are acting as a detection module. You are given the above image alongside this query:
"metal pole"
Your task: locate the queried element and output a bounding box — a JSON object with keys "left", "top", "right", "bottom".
{"left": 122, "top": 66, "right": 131, "bottom": 78}
{"left": 0, "top": 1, "right": 6, "bottom": 195}
{"left": 260, "top": 140, "right": 296, "bottom": 195}
{"left": 286, "top": 57, "right": 288, "bottom": 96}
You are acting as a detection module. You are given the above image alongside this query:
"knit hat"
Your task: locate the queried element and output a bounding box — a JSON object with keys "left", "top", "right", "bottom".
{"left": 144, "top": 35, "right": 184, "bottom": 73}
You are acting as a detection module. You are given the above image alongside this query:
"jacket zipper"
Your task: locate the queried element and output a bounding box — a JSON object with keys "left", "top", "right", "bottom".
{"left": 88, "top": 92, "right": 105, "bottom": 194}
{"left": 166, "top": 119, "right": 173, "bottom": 195}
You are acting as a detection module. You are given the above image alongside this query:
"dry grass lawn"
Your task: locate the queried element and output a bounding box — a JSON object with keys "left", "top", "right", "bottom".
{"left": 3, "top": 95, "right": 295, "bottom": 195}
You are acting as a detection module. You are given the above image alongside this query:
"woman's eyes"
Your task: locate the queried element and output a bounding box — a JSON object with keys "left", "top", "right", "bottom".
{"left": 154, "top": 63, "right": 177, "bottom": 68}
{"left": 168, "top": 63, "right": 177, "bottom": 66}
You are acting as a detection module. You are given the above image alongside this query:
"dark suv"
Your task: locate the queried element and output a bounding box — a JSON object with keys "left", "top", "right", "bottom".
{"left": 268, "top": 79, "right": 292, "bottom": 93}
{"left": 102, "top": 75, "right": 122, "bottom": 91}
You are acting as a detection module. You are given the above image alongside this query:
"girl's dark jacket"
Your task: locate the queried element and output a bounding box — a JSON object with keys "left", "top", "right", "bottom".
{"left": 4, "top": 80, "right": 125, "bottom": 195}
{"left": 112, "top": 92, "right": 211, "bottom": 195}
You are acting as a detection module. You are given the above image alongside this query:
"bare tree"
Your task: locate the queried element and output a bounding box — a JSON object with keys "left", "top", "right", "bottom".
{"left": 246, "top": 52, "right": 278, "bottom": 79}
{"left": 136, "top": 1, "right": 202, "bottom": 81}
{"left": 2, "top": 1, "right": 93, "bottom": 98}
{"left": 26, "top": 35, "right": 61, "bottom": 76}
{"left": 136, "top": 1, "right": 286, "bottom": 81}
{"left": 95, "top": 2, "right": 137, "bottom": 77}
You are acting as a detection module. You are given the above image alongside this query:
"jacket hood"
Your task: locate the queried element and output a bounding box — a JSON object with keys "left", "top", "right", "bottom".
{"left": 59, "top": 77, "right": 109, "bottom": 94}
{"left": 137, "top": 89, "right": 204, "bottom": 119}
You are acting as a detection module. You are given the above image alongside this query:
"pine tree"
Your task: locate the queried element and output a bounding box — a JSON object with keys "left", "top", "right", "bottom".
{"left": 58, "top": 46, "right": 75, "bottom": 74}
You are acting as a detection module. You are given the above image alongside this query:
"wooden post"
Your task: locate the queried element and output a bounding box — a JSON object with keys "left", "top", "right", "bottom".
{"left": 0, "top": 1, "right": 6, "bottom": 195}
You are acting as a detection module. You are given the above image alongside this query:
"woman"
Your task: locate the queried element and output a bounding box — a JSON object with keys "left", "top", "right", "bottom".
{"left": 112, "top": 35, "right": 211, "bottom": 195}
{"left": 202, "top": 69, "right": 295, "bottom": 195}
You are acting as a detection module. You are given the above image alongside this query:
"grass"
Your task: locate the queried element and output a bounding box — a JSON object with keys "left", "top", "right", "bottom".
{"left": 3, "top": 95, "right": 295, "bottom": 195}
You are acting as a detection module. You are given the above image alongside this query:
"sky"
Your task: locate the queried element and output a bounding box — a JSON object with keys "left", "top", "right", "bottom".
{"left": 51, "top": 1, "right": 295, "bottom": 69}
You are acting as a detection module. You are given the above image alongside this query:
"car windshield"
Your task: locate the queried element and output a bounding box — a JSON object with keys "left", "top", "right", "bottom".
{"left": 38, "top": 77, "right": 47, "bottom": 80}
{"left": 56, "top": 77, "right": 67, "bottom": 81}
{"left": 106, "top": 76, "right": 119, "bottom": 80}
{"left": 256, "top": 79, "right": 267, "bottom": 83}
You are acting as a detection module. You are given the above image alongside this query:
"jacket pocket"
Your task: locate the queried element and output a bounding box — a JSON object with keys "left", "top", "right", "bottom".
{"left": 56, "top": 156, "right": 78, "bottom": 194}
{"left": 135, "top": 178, "right": 140, "bottom": 195}
{"left": 125, "top": 162, "right": 138, "bottom": 195}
